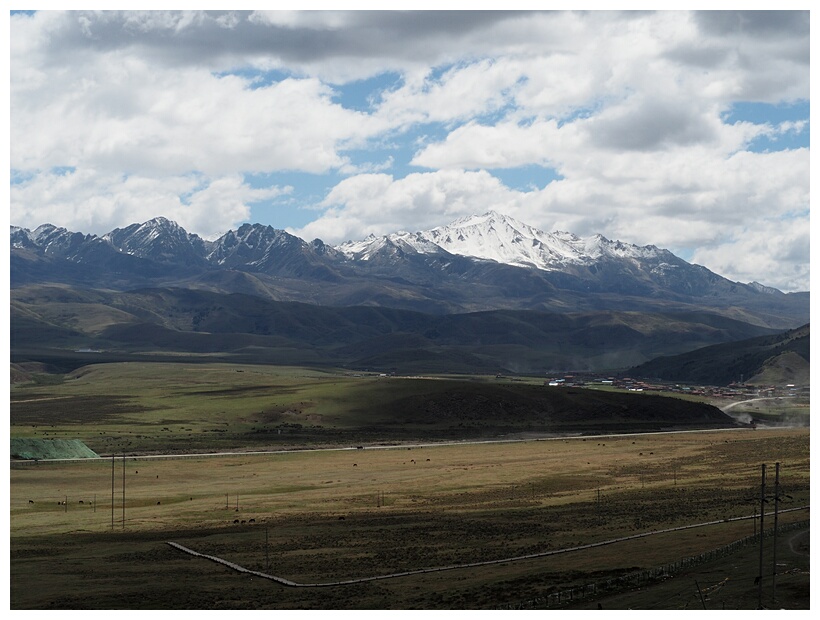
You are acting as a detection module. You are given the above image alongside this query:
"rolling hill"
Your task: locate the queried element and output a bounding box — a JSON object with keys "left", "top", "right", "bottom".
{"left": 630, "top": 324, "right": 809, "bottom": 386}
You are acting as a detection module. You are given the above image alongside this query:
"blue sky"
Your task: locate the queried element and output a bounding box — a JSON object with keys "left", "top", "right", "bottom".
{"left": 8, "top": 9, "right": 811, "bottom": 291}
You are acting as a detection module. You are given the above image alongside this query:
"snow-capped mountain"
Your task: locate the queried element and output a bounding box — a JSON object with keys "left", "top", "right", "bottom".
{"left": 26, "top": 224, "right": 97, "bottom": 258}
{"left": 338, "top": 211, "right": 667, "bottom": 271}
{"left": 9, "top": 213, "right": 809, "bottom": 328}
{"left": 337, "top": 232, "right": 446, "bottom": 262}
{"left": 206, "top": 223, "right": 341, "bottom": 279}
{"left": 103, "top": 217, "right": 208, "bottom": 265}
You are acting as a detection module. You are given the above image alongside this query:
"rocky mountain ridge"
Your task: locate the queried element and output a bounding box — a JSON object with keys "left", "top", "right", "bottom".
{"left": 10, "top": 212, "right": 809, "bottom": 328}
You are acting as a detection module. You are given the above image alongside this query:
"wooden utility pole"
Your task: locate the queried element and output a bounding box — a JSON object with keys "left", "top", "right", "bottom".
{"left": 111, "top": 454, "right": 115, "bottom": 530}
{"left": 772, "top": 462, "right": 780, "bottom": 603}
{"left": 757, "top": 463, "right": 766, "bottom": 609}
{"left": 122, "top": 453, "right": 126, "bottom": 529}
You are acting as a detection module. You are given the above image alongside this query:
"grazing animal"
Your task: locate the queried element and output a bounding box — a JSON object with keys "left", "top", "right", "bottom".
{"left": 28, "top": 500, "right": 34, "bottom": 504}
{"left": 249, "top": 518, "right": 255, "bottom": 523}
{"left": 157, "top": 501, "right": 161, "bottom": 505}
{"left": 78, "top": 500, "right": 83, "bottom": 504}
{"left": 338, "top": 516, "right": 346, "bottom": 520}
{"left": 353, "top": 463, "right": 357, "bottom": 467}
{"left": 234, "top": 519, "right": 239, "bottom": 524}
{"left": 241, "top": 520, "right": 246, "bottom": 524}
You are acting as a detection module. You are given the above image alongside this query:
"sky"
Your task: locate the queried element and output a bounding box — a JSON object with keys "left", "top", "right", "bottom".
{"left": 6, "top": 7, "right": 812, "bottom": 292}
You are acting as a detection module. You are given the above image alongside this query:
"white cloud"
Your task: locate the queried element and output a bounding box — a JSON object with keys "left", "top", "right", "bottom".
{"left": 11, "top": 53, "right": 382, "bottom": 176}
{"left": 411, "top": 119, "right": 565, "bottom": 170}
{"left": 295, "top": 170, "right": 524, "bottom": 243}
{"left": 11, "top": 169, "right": 286, "bottom": 239}
{"left": 248, "top": 10, "right": 358, "bottom": 31}
{"left": 375, "top": 59, "right": 523, "bottom": 128}
{"left": 691, "top": 217, "right": 810, "bottom": 293}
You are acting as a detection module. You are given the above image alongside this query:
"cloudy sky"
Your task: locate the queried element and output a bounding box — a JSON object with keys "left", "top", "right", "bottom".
{"left": 7, "top": 8, "right": 811, "bottom": 292}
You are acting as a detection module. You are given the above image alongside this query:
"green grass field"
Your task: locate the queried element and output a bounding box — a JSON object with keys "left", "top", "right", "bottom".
{"left": 11, "top": 362, "right": 738, "bottom": 455}
{"left": 11, "top": 363, "right": 381, "bottom": 453}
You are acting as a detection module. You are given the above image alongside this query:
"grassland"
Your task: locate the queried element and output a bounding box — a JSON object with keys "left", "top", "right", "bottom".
{"left": 10, "top": 362, "right": 736, "bottom": 455}
{"left": 9, "top": 361, "right": 809, "bottom": 609}
{"left": 10, "top": 426, "right": 810, "bottom": 609}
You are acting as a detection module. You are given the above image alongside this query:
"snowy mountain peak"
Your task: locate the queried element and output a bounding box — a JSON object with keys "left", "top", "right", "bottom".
{"left": 344, "top": 211, "right": 667, "bottom": 272}
{"left": 337, "top": 232, "right": 422, "bottom": 261}
{"left": 748, "top": 281, "right": 782, "bottom": 295}
{"left": 103, "top": 217, "right": 206, "bottom": 262}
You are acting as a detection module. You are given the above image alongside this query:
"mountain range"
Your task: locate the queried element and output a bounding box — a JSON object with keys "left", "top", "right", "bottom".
{"left": 12, "top": 282, "right": 788, "bottom": 375}
{"left": 10, "top": 211, "right": 809, "bottom": 329}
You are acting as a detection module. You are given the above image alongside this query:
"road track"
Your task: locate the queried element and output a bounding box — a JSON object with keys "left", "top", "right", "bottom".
{"left": 720, "top": 396, "right": 796, "bottom": 412}
{"left": 14, "top": 425, "right": 756, "bottom": 464}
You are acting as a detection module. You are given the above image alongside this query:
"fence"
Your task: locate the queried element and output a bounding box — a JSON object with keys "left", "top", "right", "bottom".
{"left": 497, "top": 519, "right": 809, "bottom": 609}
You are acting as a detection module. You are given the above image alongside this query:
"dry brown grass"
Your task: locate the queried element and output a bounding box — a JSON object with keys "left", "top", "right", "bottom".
{"left": 11, "top": 427, "right": 809, "bottom": 609}
{"left": 11, "top": 428, "right": 808, "bottom": 537}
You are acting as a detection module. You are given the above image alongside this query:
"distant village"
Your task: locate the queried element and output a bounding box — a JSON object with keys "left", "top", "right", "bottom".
{"left": 357, "top": 369, "right": 808, "bottom": 401}
{"left": 542, "top": 373, "right": 809, "bottom": 400}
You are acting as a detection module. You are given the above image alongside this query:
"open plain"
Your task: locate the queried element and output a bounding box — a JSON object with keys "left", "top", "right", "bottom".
{"left": 10, "top": 391, "right": 810, "bottom": 609}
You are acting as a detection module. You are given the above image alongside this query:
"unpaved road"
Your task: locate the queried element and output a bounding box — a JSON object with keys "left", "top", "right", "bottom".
{"left": 721, "top": 396, "right": 795, "bottom": 412}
